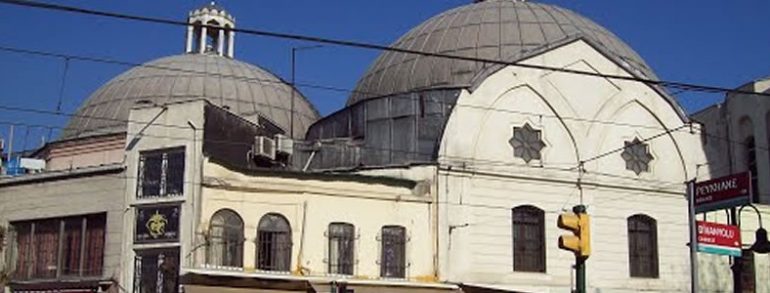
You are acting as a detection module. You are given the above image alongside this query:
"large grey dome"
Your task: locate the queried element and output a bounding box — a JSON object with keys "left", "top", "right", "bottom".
{"left": 61, "top": 54, "right": 319, "bottom": 140}
{"left": 349, "top": 0, "right": 657, "bottom": 105}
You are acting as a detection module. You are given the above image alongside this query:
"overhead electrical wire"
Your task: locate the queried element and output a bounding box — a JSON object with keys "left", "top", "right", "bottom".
{"left": 1, "top": 0, "right": 769, "bottom": 99}
{"left": 0, "top": 119, "right": 688, "bottom": 188}
{"left": 0, "top": 45, "right": 697, "bottom": 133}
{"left": 0, "top": 0, "right": 762, "bottom": 192}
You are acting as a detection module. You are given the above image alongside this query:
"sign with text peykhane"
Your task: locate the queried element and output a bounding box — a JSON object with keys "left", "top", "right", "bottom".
{"left": 693, "top": 172, "right": 751, "bottom": 213}
{"left": 135, "top": 205, "right": 180, "bottom": 244}
{"left": 696, "top": 221, "right": 742, "bottom": 256}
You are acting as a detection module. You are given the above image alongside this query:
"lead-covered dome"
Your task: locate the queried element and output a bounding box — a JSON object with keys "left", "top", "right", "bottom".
{"left": 349, "top": 0, "right": 657, "bottom": 105}
{"left": 62, "top": 3, "right": 318, "bottom": 140}
{"left": 61, "top": 54, "right": 318, "bottom": 140}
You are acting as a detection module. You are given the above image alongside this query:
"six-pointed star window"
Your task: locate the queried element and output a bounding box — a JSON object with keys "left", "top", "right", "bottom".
{"left": 509, "top": 123, "right": 546, "bottom": 163}
{"left": 621, "top": 138, "right": 654, "bottom": 175}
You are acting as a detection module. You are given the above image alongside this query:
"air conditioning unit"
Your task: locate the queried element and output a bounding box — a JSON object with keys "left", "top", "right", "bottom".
{"left": 254, "top": 136, "right": 276, "bottom": 160}
{"left": 274, "top": 134, "right": 294, "bottom": 155}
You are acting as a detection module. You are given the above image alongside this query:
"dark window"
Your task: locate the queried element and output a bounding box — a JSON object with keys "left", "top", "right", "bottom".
{"left": 628, "top": 214, "right": 659, "bottom": 278}
{"left": 328, "top": 222, "right": 355, "bottom": 275}
{"left": 134, "top": 248, "right": 179, "bottom": 293}
{"left": 256, "top": 213, "right": 292, "bottom": 271}
{"left": 10, "top": 213, "right": 105, "bottom": 280}
{"left": 745, "top": 137, "right": 759, "bottom": 203}
{"left": 138, "top": 148, "right": 185, "bottom": 198}
{"left": 380, "top": 225, "right": 406, "bottom": 278}
{"left": 206, "top": 209, "right": 243, "bottom": 268}
{"left": 512, "top": 205, "right": 546, "bottom": 273}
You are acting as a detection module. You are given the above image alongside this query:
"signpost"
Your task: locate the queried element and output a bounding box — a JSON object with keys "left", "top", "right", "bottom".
{"left": 693, "top": 172, "right": 751, "bottom": 213}
{"left": 689, "top": 172, "right": 753, "bottom": 293}
{"left": 697, "top": 221, "right": 742, "bottom": 257}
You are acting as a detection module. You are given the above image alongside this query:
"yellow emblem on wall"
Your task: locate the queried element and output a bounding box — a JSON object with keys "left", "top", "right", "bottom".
{"left": 146, "top": 211, "right": 169, "bottom": 238}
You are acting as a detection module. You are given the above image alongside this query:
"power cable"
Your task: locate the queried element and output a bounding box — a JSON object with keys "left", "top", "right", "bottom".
{"left": 0, "top": 45, "right": 690, "bottom": 133}
{"left": 1, "top": 0, "right": 769, "bottom": 99}
{"left": 0, "top": 119, "right": 691, "bottom": 187}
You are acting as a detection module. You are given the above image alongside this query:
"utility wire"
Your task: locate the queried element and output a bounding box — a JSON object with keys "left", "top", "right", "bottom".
{"left": 1, "top": 0, "right": 769, "bottom": 99}
{"left": 0, "top": 119, "right": 691, "bottom": 187}
{"left": 0, "top": 45, "right": 688, "bottom": 132}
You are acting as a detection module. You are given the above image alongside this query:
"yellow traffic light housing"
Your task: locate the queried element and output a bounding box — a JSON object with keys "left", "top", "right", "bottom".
{"left": 557, "top": 205, "right": 591, "bottom": 258}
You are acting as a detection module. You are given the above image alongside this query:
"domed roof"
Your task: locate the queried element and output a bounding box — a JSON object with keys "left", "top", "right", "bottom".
{"left": 61, "top": 54, "right": 319, "bottom": 140}
{"left": 349, "top": 0, "right": 657, "bottom": 105}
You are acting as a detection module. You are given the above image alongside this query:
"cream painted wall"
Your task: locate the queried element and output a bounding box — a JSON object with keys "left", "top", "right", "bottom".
{"left": 437, "top": 40, "right": 710, "bottom": 292}
{"left": 194, "top": 162, "right": 436, "bottom": 282}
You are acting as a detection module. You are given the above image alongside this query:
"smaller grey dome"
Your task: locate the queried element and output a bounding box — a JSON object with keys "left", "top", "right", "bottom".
{"left": 61, "top": 54, "right": 319, "bottom": 140}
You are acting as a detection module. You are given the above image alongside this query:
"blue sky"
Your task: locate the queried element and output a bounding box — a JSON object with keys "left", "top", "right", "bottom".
{"left": 1, "top": 0, "right": 769, "bottom": 151}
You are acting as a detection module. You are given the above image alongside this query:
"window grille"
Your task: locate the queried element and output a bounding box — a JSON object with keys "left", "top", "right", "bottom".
{"left": 380, "top": 225, "right": 406, "bottom": 278}
{"left": 512, "top": 205, "right": 545, "bottom": 273}
{"left": 628, "top": 214, "right": 659, "bottom": 278}
{"left": 10, "top": 213, "right": 105, "bottom": 281}
{"left": 133, "top": 248, "right": 179, "bottom": 293}
{"left": 138, "top": 148, "right": 185, "bottom": 199}
{"left": 256, "top": 213, "right": 292, "bottom": 272}
{"left": 206, "top": 209, "right": 243, "bottom": 268}
{"left": 328, "top": 222, "right": 355, "bottom": 275}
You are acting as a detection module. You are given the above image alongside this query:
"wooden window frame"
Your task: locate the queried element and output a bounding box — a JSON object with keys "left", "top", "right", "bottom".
{"left": 512, "top": 205, "right": 546, "bottom": 273}
{"left": 9, "top": 213, "right": 106, "bottom": 281}
{"left": 628, "top": 214, "right": 659, "bottom": 278}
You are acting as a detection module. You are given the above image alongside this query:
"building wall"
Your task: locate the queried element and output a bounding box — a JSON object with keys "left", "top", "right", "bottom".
{"left": 691, "top": 78, "right": 770, "bottom": 292}
{"left": 0, "top": 167, "right": 126, "bottom": 285}
{"left": 121, "top": 100, "right": 205, "bottom": 292}
{"left": 43, "top": 134, "right": 125, "bottom": 171}
{"left": 193, "top": 161, "right": 436, "bottom": 282}
{"left": 437, "top": 40, "right": 708, "bottom": 292}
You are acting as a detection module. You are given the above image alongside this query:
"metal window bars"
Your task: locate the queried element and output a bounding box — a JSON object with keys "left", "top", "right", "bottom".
{"left": 327, "top": 223, "right": 355, "bottom": 275}
{"left": 137, "top": 148, "right": 185, "bottom": 199}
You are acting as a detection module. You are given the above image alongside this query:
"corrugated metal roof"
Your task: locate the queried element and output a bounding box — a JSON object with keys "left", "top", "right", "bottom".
{"left": 349, "top": 0, "right": 658, "bottom": 105}
{"left": 61, "top": 54, "right": 319, "bottom": 140}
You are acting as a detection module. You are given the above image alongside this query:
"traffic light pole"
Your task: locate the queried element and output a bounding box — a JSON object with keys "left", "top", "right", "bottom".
{"left": 576, "top": 256, "right": 586, "bottom": 293}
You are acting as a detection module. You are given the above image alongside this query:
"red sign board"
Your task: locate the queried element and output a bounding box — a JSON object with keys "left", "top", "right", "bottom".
{"left": 693, "top": 172, "right": 751, "bottom": 213}
{"left": 696, "top": 221, "right": 742, "bottom": 256}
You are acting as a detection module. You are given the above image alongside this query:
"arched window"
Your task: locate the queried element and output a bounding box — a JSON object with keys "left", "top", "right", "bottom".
{"left": 512, "top": 205, "right": 545, "bottom": 272}
{"left": 628, "top": 214, "right": 658, "bottom": 278}
{"left": 745, "top": 136, "right": 759, "bottom": 203}
{"left": 328, "top": 222, "right": 355, "bottom": 275}
{"left": 380, "top": 225, "right": 406, "bottom": 278}
{"left": 207, "top": 209, "right": 243, "bottom": 268}
{"left": 205, "top": 20, "right": 220, "bottom": 52}
{"left": 256, "top": 213, "right": 292, "bottom": 271}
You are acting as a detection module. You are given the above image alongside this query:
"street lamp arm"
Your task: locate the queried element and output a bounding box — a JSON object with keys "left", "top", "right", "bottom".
{"left": 737, "top": 204, "right": 763, "bottom": 228}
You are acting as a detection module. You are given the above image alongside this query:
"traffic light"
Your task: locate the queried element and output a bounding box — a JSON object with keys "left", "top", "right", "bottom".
{"left": 557, "top": 205, "right": 590, "bottom": 258}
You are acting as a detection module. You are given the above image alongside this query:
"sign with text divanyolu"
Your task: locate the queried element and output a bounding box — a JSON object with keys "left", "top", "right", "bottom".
{"left": 135, "top": 205, "right": 180, "bottom": 244}
{"left": 693, "top": 172, "right": 751, "bottom": 213}
{"left": 696, "top": 221, "right": 741, "bottom": 257}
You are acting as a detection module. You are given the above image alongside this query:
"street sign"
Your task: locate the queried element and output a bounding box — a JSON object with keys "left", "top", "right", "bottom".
{"left": 696, "top": 221, "right": 742, "bottom": 257}
{"left": 693, "top": 172, "right": 751, "bottom": 213}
